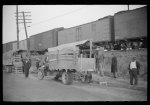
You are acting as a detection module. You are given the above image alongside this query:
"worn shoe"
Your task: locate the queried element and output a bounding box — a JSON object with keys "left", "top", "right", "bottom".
{"left": 130, "top": 84, "right": 133, "bottom": 85}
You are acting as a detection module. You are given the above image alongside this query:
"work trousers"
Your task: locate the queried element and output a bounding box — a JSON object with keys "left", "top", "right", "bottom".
{"left": 96, "top": 62, "right": 104, "bottom": 77}
{"left": 24, "top": 67, "right": 29, "bottom": 78}
{"left": 113, "top": 72, "right": 117, "bottom": 78}
{"left": 129, "top": 68, "right": 138, "bottom": 85}
{"left": 22, "top": 66, "right": 25, "bottom": 73}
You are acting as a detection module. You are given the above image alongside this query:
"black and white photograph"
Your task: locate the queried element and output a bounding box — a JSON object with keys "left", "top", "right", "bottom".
{"left": 3, "top": 5, "right": 147, "bottom": 101}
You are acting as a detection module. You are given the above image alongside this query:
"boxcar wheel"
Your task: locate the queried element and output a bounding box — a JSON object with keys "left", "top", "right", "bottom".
{"left": 62, "top": 72, "right": 73, "bottom": 85}
{"left": 37, "top": 70, "right": 44, "bottom": 80}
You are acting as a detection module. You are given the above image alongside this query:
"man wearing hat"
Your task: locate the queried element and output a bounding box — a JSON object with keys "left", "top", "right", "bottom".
{"left": 24, "top": 56, "right": 31, "bottom": 78}
{"left": 129, "top": 57, "right": 140, "bottom": 85}
{"left": 111, "top": 53, "right": 118, "bottom": 78}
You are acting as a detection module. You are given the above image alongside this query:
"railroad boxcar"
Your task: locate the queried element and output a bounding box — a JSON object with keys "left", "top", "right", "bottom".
{"left": 42, "top": 27, "right": 64, "bottom": 50}
{"left": 12, "top": 42, "right": 17, "bottom": 51}
{"left": 3, "top": 44, "right": 7, "bottom": 53}
{"left": 29, "top": 33, "right": 43, "bottom": 51}
{"left": 58, "top": 16, "right": 114, "bottom": 45}
{"left": 114, "top": 6, "right": 147, "bottom": 40}
{"left": 29, "top": 27, "right": 64, "bottom": 51}
{"left": 114, "top": 6, "right": 147, "bottom": 49}
{"left": 19, "top": 39, "right": 28, "bottom": 50}
{"left": 3, "top": 41, "right": 15, "bottom": 53}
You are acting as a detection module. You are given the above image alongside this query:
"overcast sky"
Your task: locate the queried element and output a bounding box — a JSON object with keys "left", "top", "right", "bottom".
{"left": 3, "top": 5, "right": 146, "bottom": 44}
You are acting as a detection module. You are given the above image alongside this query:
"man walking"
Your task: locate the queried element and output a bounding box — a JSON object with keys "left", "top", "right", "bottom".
{"left": 111, "top": 53, "right": 118, "bottom": 78}
{"left": 21, "top": 55, "right": 25, "bottom": 73}
{"left": 129, "top": 57, "right": 140, "bottom": 85}
{"left": 24, "top": 56, "right": 31, "bottom": 78}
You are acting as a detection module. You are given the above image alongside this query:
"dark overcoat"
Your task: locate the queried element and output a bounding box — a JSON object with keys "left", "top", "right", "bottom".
{"left": 111, "top": 56, "right": 118, "bottom": 73}
{"left": 24, "top": 59, "right": 31, "bottom": 77}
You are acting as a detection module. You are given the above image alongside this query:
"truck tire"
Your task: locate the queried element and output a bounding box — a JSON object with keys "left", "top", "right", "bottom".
{"left": 62, "top": 72, "right": 73, "bottom": 85}
{"left": 37, "top": 70, "right": 44, "bottom": 80}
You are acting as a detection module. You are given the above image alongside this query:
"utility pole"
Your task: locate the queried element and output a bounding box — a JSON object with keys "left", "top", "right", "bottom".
{"left": 15, "top": 10, "right": 31, "bottom": 57}
{"left": 128, "top": 5, "right": 130, "bottom": 11}
{"left": 22, "top": 11, "right": 30, "bottom": 56}
{"left": 16, "top": 5, "right": 19, "bottom": 49}
{"left": 90, "top": 40, "right": 92, "bottom": 58}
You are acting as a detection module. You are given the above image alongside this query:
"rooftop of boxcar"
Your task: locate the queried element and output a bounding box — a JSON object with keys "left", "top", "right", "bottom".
{"left": 3, "top": 40, "right": 17, "bottom": 45}
{"left": 29, "top": 27, "right": 64, "bottom": 38}
{"left": 58, "top": 15, "right": 113, "bottom": 32}
{"left": 114, "top": 6, "right": 147, "bottom": 15}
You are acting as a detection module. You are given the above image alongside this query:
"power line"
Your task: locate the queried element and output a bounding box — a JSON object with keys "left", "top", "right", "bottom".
{"left": 29, "top": 5, "right": 90, "bottom": 27}
{"left": 18, "top": 6, "right": 90, "bottom": 32}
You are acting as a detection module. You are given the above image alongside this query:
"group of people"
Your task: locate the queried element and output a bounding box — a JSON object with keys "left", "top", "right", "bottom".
{"left": 21, "top": 48, "right": 141, "bottom": 86}
{"left": 21, "top": 54, "right": 46, "bottom": 78}
{"left": 95, "top": 46, "right": 141, "bottom": 86}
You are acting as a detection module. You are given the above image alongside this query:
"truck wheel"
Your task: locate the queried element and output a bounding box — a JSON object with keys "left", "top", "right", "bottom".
{"left": 37, "top": 70, "right": 44, "bottom": 80}
{"left": 62, "top": 72, "right": 73, "bottom": 85}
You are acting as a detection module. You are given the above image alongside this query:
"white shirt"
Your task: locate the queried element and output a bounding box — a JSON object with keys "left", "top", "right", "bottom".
{"left": 130, "top": 61, "right": 137, "bottom": 69}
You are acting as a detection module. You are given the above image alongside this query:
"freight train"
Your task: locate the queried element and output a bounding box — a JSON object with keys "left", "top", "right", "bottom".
{"left": 3, "top": 6, "right": 147, "bottom": 55}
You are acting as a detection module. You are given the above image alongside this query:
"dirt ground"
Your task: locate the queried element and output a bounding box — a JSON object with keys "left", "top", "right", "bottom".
{"left": 3, "top": 49, "right": 147, "bottom": 101}
{"left": 3, "top": 71, "right": 147, "bottom": 101}
{"left": 104, "top": 49, "right": 147, "bottom": 81}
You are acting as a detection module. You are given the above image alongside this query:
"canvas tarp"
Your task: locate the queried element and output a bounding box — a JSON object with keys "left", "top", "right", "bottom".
{"left": 48, "top": 39, "right": 90, "bottom": 52}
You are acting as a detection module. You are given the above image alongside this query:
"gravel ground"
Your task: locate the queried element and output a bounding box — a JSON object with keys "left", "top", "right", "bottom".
{"left": 3, "top": 72, "right": 147, "bottom": 101}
